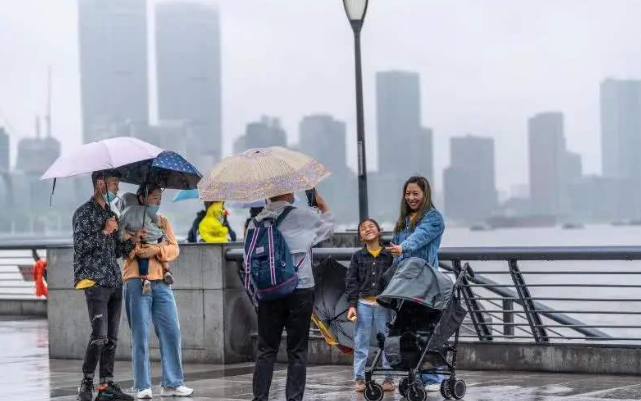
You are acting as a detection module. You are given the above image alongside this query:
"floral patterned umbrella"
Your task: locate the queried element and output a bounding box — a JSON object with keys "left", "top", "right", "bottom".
{"left": 198, "top": 147, "right": 331, "bottom": 202}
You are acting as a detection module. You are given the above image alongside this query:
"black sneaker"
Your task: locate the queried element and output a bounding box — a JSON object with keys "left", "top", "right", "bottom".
{"left": 95, "top": 382, "right": 134, "bottom": 401}
{"left": 77, "top": 378, "right": 93, "bottom": 401}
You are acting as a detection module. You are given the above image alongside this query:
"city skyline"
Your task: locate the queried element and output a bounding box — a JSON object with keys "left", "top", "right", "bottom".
{"left": 3, "top": 0, "right": 641, "bottom": 195}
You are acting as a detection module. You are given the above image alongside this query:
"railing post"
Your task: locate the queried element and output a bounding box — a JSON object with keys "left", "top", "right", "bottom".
{"left": 502, "top": 298, "right": 514, "bottom": 337}
{"left": 508, "top": 259, "right": 549, "bottom": 343}
{"left": 454, "top": 260, "right": 493, "bottom": 341}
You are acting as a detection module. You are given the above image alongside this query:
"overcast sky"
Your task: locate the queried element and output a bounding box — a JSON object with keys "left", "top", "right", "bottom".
{"left": 1, "top": 0, "right": 641, "bottom": 194}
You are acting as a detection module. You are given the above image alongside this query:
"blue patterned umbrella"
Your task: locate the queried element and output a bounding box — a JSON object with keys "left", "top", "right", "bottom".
{"left": 117, "top": 151, "right": 202, "bottom": 190}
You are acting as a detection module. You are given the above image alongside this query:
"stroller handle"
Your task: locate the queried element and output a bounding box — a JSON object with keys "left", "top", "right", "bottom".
{"left": 463, "top": 262, "right": 475, "bottom": 278}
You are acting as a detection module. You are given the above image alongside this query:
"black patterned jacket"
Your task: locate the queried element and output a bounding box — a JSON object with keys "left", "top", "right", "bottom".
{"left": 72, "top": 198, "right": 134, "bottom": 287}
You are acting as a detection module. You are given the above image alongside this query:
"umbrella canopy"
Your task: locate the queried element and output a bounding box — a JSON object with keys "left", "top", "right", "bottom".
{"left": 227, "top": 199, "right": 267, "bottom": 209}
{"left": 377, "top": 257, "right": 454, "bottom": 311}
{"left": 198, "top": 147, "right": 331, "bottom": 202}
{"left": 41, "top": 137, "right": 162, "bottom": 180}
{"left": 117, "top": 151, "right": 201, "bottom": 190}
{"left": 173, "top": 189, "right": 200, "bottom": 202}
{"left": 312, "top": 258, "right": 377, "bottom": 353}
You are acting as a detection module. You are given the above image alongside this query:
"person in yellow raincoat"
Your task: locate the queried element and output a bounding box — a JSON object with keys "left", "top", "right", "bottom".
{"left": 198, "top": 201, "right": 230, "bottom": 243}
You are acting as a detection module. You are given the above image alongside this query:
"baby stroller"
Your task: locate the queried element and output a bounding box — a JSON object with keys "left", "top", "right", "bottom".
{"left": 362, "top": 257, "right": 473, "bottom": 401}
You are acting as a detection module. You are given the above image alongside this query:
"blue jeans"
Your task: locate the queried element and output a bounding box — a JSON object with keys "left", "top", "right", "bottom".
{"left": 353, "top": 302, "right": 392, "bottom": 380}
{"left": 124, "top": 279, "right": 185, "bottom": 390}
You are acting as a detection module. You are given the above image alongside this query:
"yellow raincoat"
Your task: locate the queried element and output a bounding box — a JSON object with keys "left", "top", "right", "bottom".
{"left": 199, "top": 202, "right": 229, "bottom": 243}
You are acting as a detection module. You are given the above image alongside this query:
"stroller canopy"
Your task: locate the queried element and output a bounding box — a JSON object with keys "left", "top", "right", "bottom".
{"left": 377, "top": 257, "right": 454, "bottom": 311}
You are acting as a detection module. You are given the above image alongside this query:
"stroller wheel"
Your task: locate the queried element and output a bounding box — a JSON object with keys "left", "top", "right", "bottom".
{"left": 450, "top": 379, "right": 467, "bottom": 400}
{"left": 407, "top": 382, "right": 427, "bottom": 401}
{"left": 398, "top": 377, "right": 410, "bottom": 397}
{"left": 440, "top": 379, "right": 453, "bottom": 399}
{"left": 364, "top": 381, "right": 384, "bottom": 401}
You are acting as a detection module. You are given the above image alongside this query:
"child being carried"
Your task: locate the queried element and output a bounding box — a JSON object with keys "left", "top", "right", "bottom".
{"left": 119, "top": 192, "right": 174, "bottom": 294}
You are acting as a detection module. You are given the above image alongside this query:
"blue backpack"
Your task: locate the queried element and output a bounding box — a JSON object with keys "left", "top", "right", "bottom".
{"left": 243, "top": 206, "right": 301, "bottom": 301}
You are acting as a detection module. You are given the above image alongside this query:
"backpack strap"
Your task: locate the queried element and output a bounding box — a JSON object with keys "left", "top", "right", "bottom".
{"left": 274, "top": 206, "right": 295, "bottom": 228}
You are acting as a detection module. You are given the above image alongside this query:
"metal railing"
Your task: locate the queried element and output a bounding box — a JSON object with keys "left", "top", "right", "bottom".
{"left": 227, "top": 246, "right": 641, "bottom": 345}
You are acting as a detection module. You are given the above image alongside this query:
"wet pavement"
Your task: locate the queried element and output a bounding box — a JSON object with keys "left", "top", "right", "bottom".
{"left": 3, "top": 317, "right": 641, "bottom": 401}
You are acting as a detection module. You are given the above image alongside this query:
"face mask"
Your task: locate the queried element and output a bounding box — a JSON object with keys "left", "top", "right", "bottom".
{"left": 103, "top": 191, "right": 117, "bottom": 203}
{"left": 147, "top": 205, "right": 160, "bottom": 216}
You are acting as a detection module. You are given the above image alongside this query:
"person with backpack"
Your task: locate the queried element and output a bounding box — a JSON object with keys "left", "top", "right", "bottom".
{"left": 244, "top": 191, "right": 334, "bottom": 401}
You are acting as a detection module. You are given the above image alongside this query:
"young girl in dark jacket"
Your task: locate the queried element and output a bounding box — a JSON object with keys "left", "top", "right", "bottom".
{"left": 345, "top": 218, "right": 395, "bottom": 393}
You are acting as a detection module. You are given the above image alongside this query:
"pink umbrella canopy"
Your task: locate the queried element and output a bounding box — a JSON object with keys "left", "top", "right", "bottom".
{"left": 41, "top": 137, "right": 162, "bottom": 180}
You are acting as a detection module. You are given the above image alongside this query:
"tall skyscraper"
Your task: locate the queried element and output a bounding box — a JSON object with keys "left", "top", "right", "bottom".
{"left": 233, "top": 117, "right": 287, "bottom": 154}
{"left": 299, "top": 115, "right": 357, "bottom": 223}
{"left": 78, "top": 0, "right": 149, "bottom": 144}
{"left": 600, "top": 79, "right": 641, "bottom": 181}
{"left": 376, "top": 71, "right": 422, "bottom": 175}
{"left": 0, "top": 127, "right": 8, "bottom": 172}
{"left": 155, "top": 2, "right": 222, "bottom": 167}
{"left": 443, "top": 135, "right": 497, "bottom": 223}
{"left": 299, "top": 115, "right": 347, "bottom": 173}
{"left": 528, "top": 112, "right": 567, "bottom": 215}
{"left": 374, "top": 71, "right": 433, "bottom": 222}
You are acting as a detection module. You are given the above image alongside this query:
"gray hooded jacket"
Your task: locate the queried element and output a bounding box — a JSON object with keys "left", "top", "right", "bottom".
{"left": 118, "top": 193, "right": 164, "bottom": 243}
{"left": 247, "top": 201, "right": 335, "bottom": 289}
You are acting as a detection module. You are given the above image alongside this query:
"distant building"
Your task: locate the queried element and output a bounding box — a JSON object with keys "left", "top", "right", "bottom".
{"left": 443, "top": 135, "right": 497, "bottom": 223}
{"left": 233, "top": 117, "right": 287, "bottom": 154}
{"left": 299, "top": 114, "right": 357, "bottom": 224}
{"left": 15, "top": 136, "right": 60, "bottom": 177}
{"left": 0, "top": 127, "right": 8, "bottom": 172}
{"left": 568, "top": 175, "right": 631, "bottom": 222}
{"left": 600, "top": 79, "right": 641, "bottom": 182}
{"left": 155, "top": 2, "right": 222, "bottom": 167}
{"left": 374, "top": 71, "right": 433, "bottom": 222}
{"left": 79, "top": 0, "right": 149, "bottom": 143}
{"left": 528, "top": 112, "right": 586, "bottom": 217}
{"left": 528, "top": 112, "right": 566, "bottom": 215}
{"left": 376, "top": 71, "right": 433, "bottom": 179}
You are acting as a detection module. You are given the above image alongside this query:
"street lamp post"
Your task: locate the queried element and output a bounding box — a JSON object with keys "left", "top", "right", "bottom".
{"left": 343, "top": 0, "right": 369, "bottom": 222}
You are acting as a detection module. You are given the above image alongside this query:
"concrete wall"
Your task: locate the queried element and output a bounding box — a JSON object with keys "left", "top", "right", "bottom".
{"left": 46, "top": 244, "right": 256, "bottom": 364}
{"left": 250, "top": 336, "right": 641, "bottom": 376}
{"left": 0, "top": 299, "right": 47, "bottom": 316}
{"left": 47, "top": 242, "right": 641, "bottom": 376}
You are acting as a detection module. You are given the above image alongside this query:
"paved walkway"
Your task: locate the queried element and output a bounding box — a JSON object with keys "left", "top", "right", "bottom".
{"left": 3, "top": 317, "right": 641, "bottom": 401}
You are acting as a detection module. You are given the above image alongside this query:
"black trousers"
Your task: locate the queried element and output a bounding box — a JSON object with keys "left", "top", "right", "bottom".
{"left": 81, "top": 285, "right": 122, "bottom": 383}
{"left": 253, "top": 288, "right": 315, "bottom": 401}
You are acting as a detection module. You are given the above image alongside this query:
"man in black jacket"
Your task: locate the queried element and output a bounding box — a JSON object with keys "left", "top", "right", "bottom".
{"left": 74, "top": 170, "right": 144, "bottom": 401}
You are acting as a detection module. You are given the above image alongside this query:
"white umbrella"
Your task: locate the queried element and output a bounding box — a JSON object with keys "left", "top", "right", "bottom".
{"left": 198, "top": 147, "right": 331, "bottom": 202}
{"left": 41, "top": 137, "right": 162, "bottom": 180}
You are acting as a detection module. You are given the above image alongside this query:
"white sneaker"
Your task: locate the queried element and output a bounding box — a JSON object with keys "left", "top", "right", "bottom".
{"left": 161, "top": 386, "right": 194, "bottom": 397}
{"left": 425, "top": 383, "right": 441, "bottom": 392}
{"left": 137, "top": 388, "right": 153, "bottom": 399}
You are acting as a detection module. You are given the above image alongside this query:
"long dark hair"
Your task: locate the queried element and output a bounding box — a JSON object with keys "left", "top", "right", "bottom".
{"left": 394, "top": 176, "right": 434, "bottom": 233}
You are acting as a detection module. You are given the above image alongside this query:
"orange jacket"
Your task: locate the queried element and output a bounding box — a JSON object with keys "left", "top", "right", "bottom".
{"left": 33, "top": 259, "right": 48, "bottom": 298}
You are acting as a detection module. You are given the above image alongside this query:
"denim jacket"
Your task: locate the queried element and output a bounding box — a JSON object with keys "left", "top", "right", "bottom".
{"left": 392, "top": 208, "right": 445, "bottom": 268}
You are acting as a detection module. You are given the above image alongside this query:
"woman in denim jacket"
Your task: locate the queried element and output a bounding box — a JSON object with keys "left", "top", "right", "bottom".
{"left": 386, "top": 176, "right": 445, "bottom": 392}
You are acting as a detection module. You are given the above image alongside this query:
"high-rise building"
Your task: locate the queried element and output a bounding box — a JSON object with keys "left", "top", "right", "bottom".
{"left": 374, "top": 71, "right": 433, "bottom": 222}
{"left": 600, "top": 79, "right": 641, "bottom": 181}
{"left": 299, "top": 115, "right": 347, "bottom": 173}
{"left": 155, "top": 2, "right": 222, "bottom": 167}
{"left": 78, "top": 0, "right": 149, "bottom": 144}
{"left": 528, "top": 112, "right": 566, "bottom": 215}
{"left": 15, "top": 136, "right": 61, "bottom": 176}
{"left": 376, "top": 71, "right": 422, "bottom": 176}
{"left": 233, "top": 117, "right": 287, "bottom": 154}
{"left": 0, "top": 127, "right": 8, "bottom": 172}
{"left": 443, "top": 135, "right": 497, "bottom": 223}
{"left": 299, "top": 114, "right": 357, "bottom": 223}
